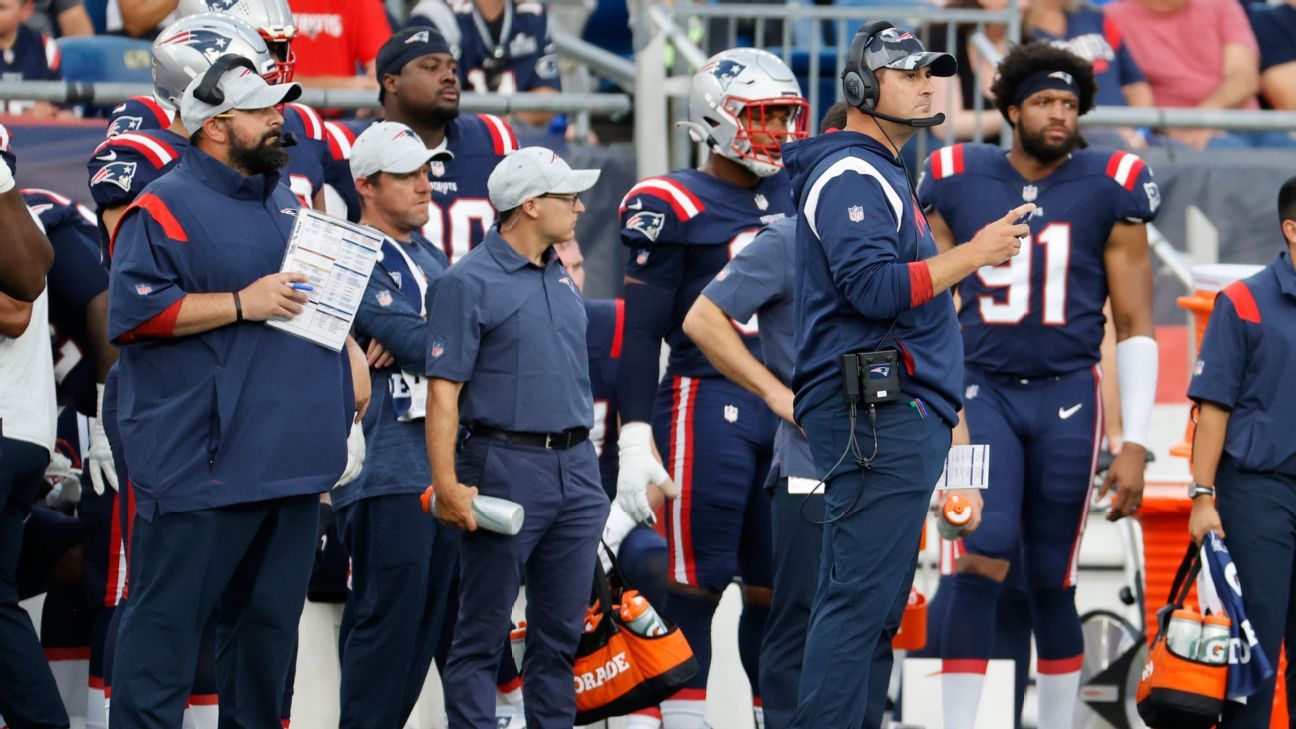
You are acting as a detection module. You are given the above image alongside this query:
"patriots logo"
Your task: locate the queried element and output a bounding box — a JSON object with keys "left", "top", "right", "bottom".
{"left": 430, "top": 340, "right": 445, "bottom": 359}
{"left": 390, "top": 271, "right": 402, "bottom": 288}
{"left": 135, "top": 284, "right": 153, "bottom": 296}
{"left": 626, "top": 211, "right": 665, "bottom": 242}
{"left": 879, "top": 28, "right": 916, "bottom": 42}
{"left": 1144, "top": 181, "right": 1161, "bottom": 213}
{"left": 430, "top": 160, "right": 445, "bottom": 177}
{"left": 376, "top": 290, "right": 393, "bottom": 308}
{"left": 91, "top": 161, "right": 138, "bottom": 192}
{"left": 280, "top": 208, "right": 297, "bottom": 216}
{"left": 203, "top": 0, "right": 240, "bottom": 10}
{"left": 156, "top": 29, "right": 233, "bottom": 63}
{"left": 108, "top": 116, "right": 144, "bottom": 137}
{"left": 707, "top": 59, "right": 748, "bottom": 90}
{"left": 393, "top": 129, "right": 418, "bottom": 141}
{"left": 1048, "top": 70, "right": 1075, "bottom": 85}
{"left": 869, "top": 365, "right": 891, "bottom": 378}
{"left": 406, "top": 29, "right": 430, "bottom": 44}
{"left": 559, "top": 276, "right": 579, "bottom": 295}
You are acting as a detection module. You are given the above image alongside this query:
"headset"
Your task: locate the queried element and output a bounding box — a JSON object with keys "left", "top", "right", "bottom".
{"left": 841, "top": 21, "right": 946, "bottom": 128}
{"left": 193, "top": 53, "right": 259, "bottom": 106}
{"left": 193, "top": 52, "right": 298, "bottom": 146}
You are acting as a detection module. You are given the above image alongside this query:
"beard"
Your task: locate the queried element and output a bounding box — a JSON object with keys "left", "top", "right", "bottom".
{"left": 229, "top": 128, "right": 290, "bottom": 176}
{"left": 1019, "top": 123, "right": 1079, "bottom": 164}
{"left": 425, "top": 100, "right": 459, "bottom": 126}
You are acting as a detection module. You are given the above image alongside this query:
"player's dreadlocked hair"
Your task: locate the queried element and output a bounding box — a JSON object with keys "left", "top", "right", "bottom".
{"left": 991, "top": 42, "right": 1097, "bottom": 126}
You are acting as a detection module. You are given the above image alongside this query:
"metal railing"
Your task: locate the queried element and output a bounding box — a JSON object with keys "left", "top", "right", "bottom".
{"left": 0, "top": 81, "right": 632, "bottom": 116}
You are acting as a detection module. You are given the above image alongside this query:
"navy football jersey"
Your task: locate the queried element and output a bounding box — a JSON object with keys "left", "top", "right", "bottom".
{"left": 87, "top": 128, "right": 188, "bottom": 266}
{"left": 104, "top": 98, "right": 331, "bottom": 208}
{"left": 586, "top": 298, "right": 623, "bottom": 496}
{"left": 620, "top": 168, "right": 794, "bottom": 379}
{"left": 408, "top": 0, "right": 560, "bottom": 94}
{"left": 104, "top": 96, "right": 174, "bottom": 138}
{"left": 918, "top": 144, "right": 1159, "bottom": 377}
{"left": 26, "top": 188, "right": 107, "bottom": 416}
{"left": 0, "top": 26, "right": 61, "bottom": 114}
{"left": 323, "top": 113, "right": 517, "bottom": 263}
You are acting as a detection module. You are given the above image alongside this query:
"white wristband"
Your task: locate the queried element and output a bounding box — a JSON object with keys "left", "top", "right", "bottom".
{"left": 1116, "top": 335, "right": 1158, "bottom": 449}
{"left": 0, "top": 155, "right": 14, "bottom": 194}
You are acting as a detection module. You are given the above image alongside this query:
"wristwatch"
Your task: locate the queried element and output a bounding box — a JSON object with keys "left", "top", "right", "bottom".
{"left": 1188, "top": 482, "right": 1216, "bottom": 499}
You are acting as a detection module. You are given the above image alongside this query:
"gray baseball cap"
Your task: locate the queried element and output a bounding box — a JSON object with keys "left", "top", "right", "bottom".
{"left": 350, "top": 121, "right": 439, "bottom": 179}
{"left": 864, "top": 26, "right": 956, "bottom": 77}
{"left": 180, "top": 65, "right": 302, "bottom": 132}
{"left": 487, "top": 147, "right": 600, "bottom": 211}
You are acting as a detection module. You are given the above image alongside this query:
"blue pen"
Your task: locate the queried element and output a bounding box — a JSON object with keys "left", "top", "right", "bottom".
{"left": 290, "top": 283, "right": 314, "bottom": 292}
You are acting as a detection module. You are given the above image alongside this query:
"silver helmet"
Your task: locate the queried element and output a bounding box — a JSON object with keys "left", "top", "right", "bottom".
{"left": 176, "top": 0, "right": 297, "bottom": 82}
{"left": 152, "top": 14, "right": 278, "bottom": 110}
{"left": 683, "top": 48, "right": 808, "bottom": 177}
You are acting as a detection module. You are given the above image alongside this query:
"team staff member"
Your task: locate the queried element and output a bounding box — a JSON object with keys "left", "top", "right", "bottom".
{"left": 333, "top": 121, "right": 452, "bottom": 729}
{"left": 1188, "top": 177, "right": 1296, "bottom": 729}
{"left": 782, "top": 23, "right": 1029, "bottom": 727}
{"left": 424, "top": 147, "right": 608, "bottom": 728}
{"left": 106, "top": 63, "right": 356, "bottom": 729}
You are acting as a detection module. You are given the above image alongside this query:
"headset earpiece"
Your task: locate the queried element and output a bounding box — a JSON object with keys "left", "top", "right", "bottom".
{"left": 194, "top": 54, "right": 259, "bottom": 106}
{"left": 842, "top": 21, "right": 894, "bottom": 111}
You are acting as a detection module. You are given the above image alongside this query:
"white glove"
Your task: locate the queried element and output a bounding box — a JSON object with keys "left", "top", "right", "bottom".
{"left": 615, "top": 422, "right": 667, "bottom": 525}
{"left": 599, "top": 500, "right": 639, "bottom": 572}
{"left": 44, "top": 451, "right": 82, "bottom": 509}
{"left": 333, "top": 423, "right": 366, "bottom": 489}
{"left": 0, "top": 153, "right": 14, "bottom": 194}
{"left": 87, "top": 383, "right": 119, "bottom": 495}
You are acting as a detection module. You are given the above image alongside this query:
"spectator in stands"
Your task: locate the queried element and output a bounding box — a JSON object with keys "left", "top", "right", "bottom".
{"left": 288, "top": 0, "right": 391, "bottom": 89}
{"left": 110, "top": 0, "right": 176, "bottom": 37}
{"left": 1249, "top": 0, "right": 1296, "bottom": 110}
{"left": 23, "top": 0, "right": 93, "bottom": 38}
{"left": 0, "top": 0, "right": 70, "bottom": 117}
{"left": 927, "top": 0, "right": 1010, "bottom": 143}
{"left": 1105, "top": 0, "right": 1289, "bottom": 148}
{"left": 406, "top": 0, "right": 560, "bottom": 128}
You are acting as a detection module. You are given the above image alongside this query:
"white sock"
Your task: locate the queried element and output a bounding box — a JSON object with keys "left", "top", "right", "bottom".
{"left": 752, "top": 701, "right": 764, "bottom": 729}
{"left": 941, "top": 660, "right": 987, "bottom": 729}
{"left": 87, "top": 684, "right": 107, "bottom": 729}
{"left": 625, "top": 707, "right": 663, "bottom": 728}
{"left": 1035, "top": 658, "right": 1083, "bottom": 729}
{"left": 184, "top": 698, "right": 218, "bottom": 729}
{"left": 660, "top": 689, "right": 707, "bottom": 729}
{"left": 498, "top": 683, "right": 524, "bottom": 706}
{"left": 47, "top": 652, "right": 89, "bottom": 719}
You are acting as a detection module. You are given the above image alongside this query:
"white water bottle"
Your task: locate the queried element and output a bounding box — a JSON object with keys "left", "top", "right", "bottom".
{"left": 421, "top": 486, "right": 525, "bottom": 535}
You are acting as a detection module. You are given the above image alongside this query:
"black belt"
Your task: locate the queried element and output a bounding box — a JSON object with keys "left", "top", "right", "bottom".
{"left": 472, "top": 425, "right": 589, "bottom": 450}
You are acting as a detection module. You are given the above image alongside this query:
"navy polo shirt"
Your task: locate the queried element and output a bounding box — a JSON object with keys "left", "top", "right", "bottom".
{"left": 107, "top": 146, "right": 353, "bottom": 519}
{"left": 334, "top": 232, "right": 449, "bottom": 510}
{"left": 1188, "top": 252, "right": 1296, "bottom": 477}
{"left": 424, "top": 229, "right": 593, "bottom": 433}
{"left": 701, "top": 217, "right": 818, "bottom": 483}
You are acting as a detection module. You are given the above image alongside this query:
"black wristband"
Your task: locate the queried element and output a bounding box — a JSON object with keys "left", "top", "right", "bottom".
{"left": 233, "top": 291, "right": 243, "bottom": 322}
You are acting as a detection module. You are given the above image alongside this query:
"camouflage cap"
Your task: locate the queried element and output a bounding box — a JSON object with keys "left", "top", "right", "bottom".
{"left": 864, "top": 26, "right": 956, "bottom": 77}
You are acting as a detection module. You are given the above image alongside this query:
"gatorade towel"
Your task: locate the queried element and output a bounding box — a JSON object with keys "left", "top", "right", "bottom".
{"left": 1197, "top": 533, "right": 1274, "bottom": 702}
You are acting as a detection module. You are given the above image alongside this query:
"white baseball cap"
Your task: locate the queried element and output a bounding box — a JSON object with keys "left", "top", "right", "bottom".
{"left": 180, "top": 64, "right": 301, "bottom": 133}
{"left": 487, "top": 147, "right": 600, "bottom": 211}
{"left": 350, "top": 121, "right": 440, "bottom": 179}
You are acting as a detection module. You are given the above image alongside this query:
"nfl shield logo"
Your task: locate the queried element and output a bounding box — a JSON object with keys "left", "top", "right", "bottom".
{"left": 134, "top": 284, "right": 152, "bottom": 296}
{"left": 431, "top": 160, "right": 445, "bottom": 177}
{"left": 376, "top": 290, "right": 393, "bottom": 307}
{"left": 723, "top": 404, "right": 739, "bottom": 423}
{"left": 430, "top": 341, "right": 445, "bottom": 359}
{"left": 754, "top": 193, "right": 768, "bottom": 211}
{"left": 848, "top": 205, "right": 864, "bottom": 223}
{"left": 1022, "top": 185, "right": 1038, "bottom": 202}
{"left": 636, "top": 250, "right": 650, "bottom": 265}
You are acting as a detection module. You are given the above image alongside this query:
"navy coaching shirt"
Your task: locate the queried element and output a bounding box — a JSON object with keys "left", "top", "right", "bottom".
{"left": 107, "top": 147, "right": 353, "bottom": 519}
{"left": 702, "top": 216, "right": 818, "bottom": 483}
{"left": 1188, "top": 252, "right": 1296, "bottom": 477}
{"left": 783, "top": 131, "right": 963, "bottom": 426}
{"left": 424, "top": 229, "right": 593, "bottom": 433}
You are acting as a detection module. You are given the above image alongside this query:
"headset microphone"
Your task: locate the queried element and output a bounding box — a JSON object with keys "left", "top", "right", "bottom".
{"left": 860, "top": 108, "right": 946, "bottom": 128}
{"left": 280, "top": 131, "right": 299, "bottom": 147}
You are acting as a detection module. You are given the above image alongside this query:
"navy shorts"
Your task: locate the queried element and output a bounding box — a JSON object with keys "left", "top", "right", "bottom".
{"left": 652, "top": 375, "right": 775, "bottom": 593}
{"left": 960, "top": 366, "right": 1102, "bottom": 588}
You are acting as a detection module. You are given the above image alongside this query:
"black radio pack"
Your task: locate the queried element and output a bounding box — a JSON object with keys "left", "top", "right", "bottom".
{"left": 841, "top": 350, "right": 903, "bottom": 405}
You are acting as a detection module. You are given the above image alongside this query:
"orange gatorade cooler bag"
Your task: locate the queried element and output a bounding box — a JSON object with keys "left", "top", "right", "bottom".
{"left": 1137, "top": 542, "right": 1228, "bottom": 729}
{"left": 573, "top": 546, "right": 698, "bottom": 723}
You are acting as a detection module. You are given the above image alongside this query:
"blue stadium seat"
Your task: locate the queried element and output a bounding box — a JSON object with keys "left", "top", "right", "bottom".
{"left": 56, "top": 36, "right": 153, "bottom": 84}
